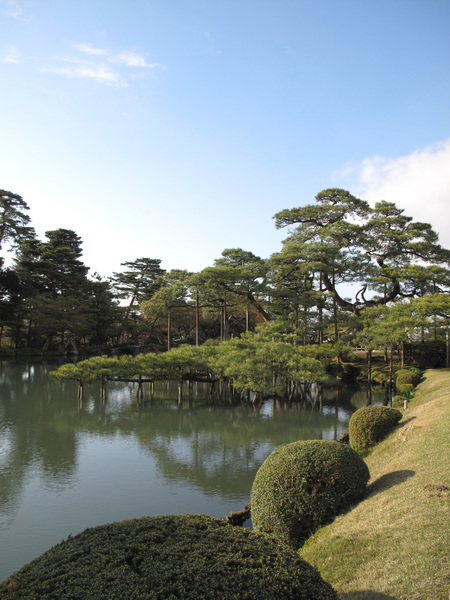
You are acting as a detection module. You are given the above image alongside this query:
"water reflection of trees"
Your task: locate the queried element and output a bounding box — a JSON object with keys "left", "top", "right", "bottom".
{"left": 0, "top": 362, "right": 384, "bottom": 519}
{"left": 0, "top": 362, "right": 79, "bottom": 524}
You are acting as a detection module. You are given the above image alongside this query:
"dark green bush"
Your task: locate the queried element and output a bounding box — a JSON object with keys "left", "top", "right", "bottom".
{"left": 349, "top": 406, "right": 402, "bottom": 453}
{"left": 0, "top": 514, "right": 337, "bottom": 600}
{"left": 250, "top": 440, "right": 370, "bottom": 549}
{"left": 340, "top": 363, "right": 359, "bottom": 383}
{"left": 404, "top": 340, "right": 446, "bottom": 368}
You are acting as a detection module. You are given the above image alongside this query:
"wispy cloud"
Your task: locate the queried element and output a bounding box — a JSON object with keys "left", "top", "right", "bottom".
{"left": 40, "top": 59, "right": 122, "bottom": 85}
{"left": 72, "top": 42, "right": 107, "bottom": 56}
{"left": 112, "top": 50, "right": 163, "bottom": 68}
{"left": 333, "top": 139, "right": 450, "bottom": 247}
{"left": 2, "top": 46, "right": 20, "bottom": 63}
{"left": 39, "top": 42, "right": 164, "bottom": 86}
{"left": 2, "top": 0, "right": 30, "bottom": 21}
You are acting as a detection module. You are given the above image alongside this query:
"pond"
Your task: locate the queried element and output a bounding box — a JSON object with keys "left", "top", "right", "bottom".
{"left": 0, "top": 360, "right": 383, "bottom": 582}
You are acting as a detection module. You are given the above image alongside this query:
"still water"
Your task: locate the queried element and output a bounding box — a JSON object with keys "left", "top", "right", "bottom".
{"left": 0, "top": 360, "right": 382, "bottom": 582}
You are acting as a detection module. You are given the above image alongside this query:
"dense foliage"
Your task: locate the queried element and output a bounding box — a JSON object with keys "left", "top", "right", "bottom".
{"left": 349, "top": 406, "right": 403, "bottom": 453}
{"left": 50, "top": 326, "right": 338, "bottom": 400}
{"left": 1, "top": 187, "right": 449, "bottom": 378}
{"left": 251, "top": 440, "right": 370, "bottom": 549}
{"left": 0, "top": 514, "right": 338, "bottom": 600}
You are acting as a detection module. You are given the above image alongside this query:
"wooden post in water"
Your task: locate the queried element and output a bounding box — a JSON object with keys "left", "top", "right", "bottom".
{"left": 100, "top": 378, "right": 106, "bottom": 403}
{"left": 137, "top": 376, "right": 143, "bottom": 401}
{"left": 77, "top": 381, "right": 83, "bottom": 409}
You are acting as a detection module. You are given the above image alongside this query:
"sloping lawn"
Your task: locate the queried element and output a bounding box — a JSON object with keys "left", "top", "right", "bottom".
{"left": 301, "top": 369, "right": 450, "bottom": 600}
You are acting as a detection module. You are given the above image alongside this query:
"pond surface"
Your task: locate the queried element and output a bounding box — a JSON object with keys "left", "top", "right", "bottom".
{"left": 0, "top": 360, "right": 383, "bottom": 582}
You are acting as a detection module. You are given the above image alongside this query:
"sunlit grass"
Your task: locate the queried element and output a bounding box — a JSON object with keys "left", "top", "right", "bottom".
{"left": 301, "top": 369, "right": 450, "bottom": 600}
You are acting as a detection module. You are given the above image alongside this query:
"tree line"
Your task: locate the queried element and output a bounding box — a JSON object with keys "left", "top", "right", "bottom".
{"left": 1, "top": 187, "right": 449, "bottom": 359}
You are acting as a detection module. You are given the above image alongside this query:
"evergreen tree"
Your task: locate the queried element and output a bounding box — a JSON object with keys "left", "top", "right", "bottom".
{"left": 274, "top": 188, "right": 450, "bottom": 316}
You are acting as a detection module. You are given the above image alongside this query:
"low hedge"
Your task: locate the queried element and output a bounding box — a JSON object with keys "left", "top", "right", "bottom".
{"left": 349, "top": 406, "right": 402, "bottom": 453}
{"left": 0, "top": 514, "right": 337, "bottom": 600}
{"left": 251, "top": 440, "right": 370, "bottom": 549}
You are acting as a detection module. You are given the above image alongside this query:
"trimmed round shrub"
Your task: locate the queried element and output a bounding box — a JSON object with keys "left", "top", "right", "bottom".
{"left": 0, "top": 514, "right": 337, "bottom": 600}
{"left": 349, "top": 406, "right": 402, "bottom": 453}
{"left": 395, "top": 369, "right": 421, "bottom": 396}
{"left": 396, "top": 382, "right": 414, "bottom": 395}
{"left": 251, "top": 440, "right": 370, "bottom": 549}
{"left": 393, "top": 395, "right": 408, "bottom": 408}
{"left": 395, "top": 369, "right": 421, "bottom": 389}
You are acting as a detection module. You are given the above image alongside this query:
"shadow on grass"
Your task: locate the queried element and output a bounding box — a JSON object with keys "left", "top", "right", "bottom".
{"left": 398, "top": 415, "right": 416, "bottom": 427}
{"left": 367, "top": 470, "right": 415, "bottom": 497}
{"left": 340, "top": 593, "right": 399, "bottom": 599}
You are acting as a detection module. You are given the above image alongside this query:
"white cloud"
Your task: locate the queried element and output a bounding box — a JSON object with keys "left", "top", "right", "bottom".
{"left": 334, "top": 139, "right": 450, "bottom": 248}
{"left": 72, "top": 42, "right": 107, "bottom": 56}
{"left": 40, "top": 60, "right": 123, "bottom": 85}
{"left": 111, "top": 50, "right": 162, "bottom": 68}
{"left": 34, "top": 41, "right": 164, "bottom": 87}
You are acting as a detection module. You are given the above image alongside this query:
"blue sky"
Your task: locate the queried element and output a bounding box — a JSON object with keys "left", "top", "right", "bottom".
{"left": 1, "top": 0, "right": 449, "bottom": 277}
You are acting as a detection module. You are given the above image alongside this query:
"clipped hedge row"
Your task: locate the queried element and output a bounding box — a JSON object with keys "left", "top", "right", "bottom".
{"left": 349, "top": 406, "right": 402, "bottom": 454}
{"left": 251, "top": 440, "right": 370, "bottom": 549}
{"left": 0, "top": 514, "right": 337, "bottom": 600}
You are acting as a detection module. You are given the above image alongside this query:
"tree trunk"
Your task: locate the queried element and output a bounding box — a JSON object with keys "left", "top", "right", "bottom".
{"left": 318, "top": 272, "right": 323, "bottom": 344}
{"left": 195, "top": 292, "right": 199, "bottom": 346}
{"left": 389, "top": 346, "right": 394, "bottom": 404}
{"left": 167, "top": 310, "right": 171, "bottom": 351}
{"left": 332, "top": 273, "right": 338, "bottom": 342}
{"left": 223, "top": 295, "right": 228, "bottom": 341}
{"left": 447, "top": 327, "right": 449, "bottom": 369}
{"left": 367, "top": 349, "right": 372, "bottom": 389}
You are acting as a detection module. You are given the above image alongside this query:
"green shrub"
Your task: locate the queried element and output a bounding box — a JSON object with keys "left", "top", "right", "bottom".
{"left": 395, "top": 370, "right": 421, "bottom": 388}
{"left": 393, "top": 395, "right": 408, "bottom": 408}
{"left": 371, "top": 369, "right": 390, "bottom": 386}
{"left": 349, "top": 406, "right": 402, "bottom": 453}
{"left": 0, "top": 514, "right": 337, "bottom": 600}
{"left": 251, "top": 440, "right": 370, "bottom": 549}
{"left": 396, "top": 382, "right": 415, "bottom": 395}
{"left": 395, "top": 367, "right": 421, "bottom": 378}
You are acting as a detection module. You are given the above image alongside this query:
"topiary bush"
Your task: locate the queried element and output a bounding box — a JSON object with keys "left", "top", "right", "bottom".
{"left": 395, "top": 369, "right": 422, "bottom": 396}
{"left": 395, "top": 369, "right": 421, "bottom": 385}
{"left": 250, "top": 440, "right": 370, "bottom": 549}
{"left": 0, "top": 514, "right": 338, "bottom": 600}
{"left": 349, "top": 406, "right": 402, "bottom": 454}
{"left": 396, "top": 382, "right": 415, "bottom": 395}
{"left": 393, "top": 395, "right": 408, "bottom": 408}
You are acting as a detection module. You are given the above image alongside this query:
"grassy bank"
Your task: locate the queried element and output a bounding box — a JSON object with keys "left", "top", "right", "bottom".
{"left": 301, "top": 369, "right": 450, "bottom": 600}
